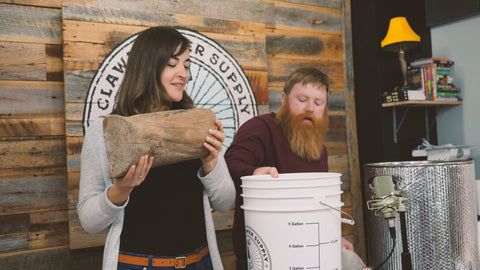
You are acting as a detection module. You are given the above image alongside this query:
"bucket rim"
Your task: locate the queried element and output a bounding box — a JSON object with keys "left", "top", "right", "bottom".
{"left": 241, "top": 182, "right": 342, "bottom": 189}
{"left": 241, "top": 202, "right": 344, "bottom": 212}
{"left": 241, "top": 172, "right": 341, "bottom": 181}
{"left": 240, "top": 191, "right": 343, "bottom": 199}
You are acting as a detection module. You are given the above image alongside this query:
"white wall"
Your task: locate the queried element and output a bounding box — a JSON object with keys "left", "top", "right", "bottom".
{"left": 431, "top": 15, "right": 480, "bottom": 177}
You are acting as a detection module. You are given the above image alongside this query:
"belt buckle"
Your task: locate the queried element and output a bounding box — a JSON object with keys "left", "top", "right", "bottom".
{"left": 174, "top": 256, "right": 187, "bottom": 269}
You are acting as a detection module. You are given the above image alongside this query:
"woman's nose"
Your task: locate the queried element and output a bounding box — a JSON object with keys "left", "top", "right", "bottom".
{"left": 177, "top": 67, "right": 188, "bottom": 78}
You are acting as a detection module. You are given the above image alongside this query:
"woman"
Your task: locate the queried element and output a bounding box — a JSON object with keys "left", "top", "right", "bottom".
{"left": 77, "top": 26, "right": 235, "bottom": 270}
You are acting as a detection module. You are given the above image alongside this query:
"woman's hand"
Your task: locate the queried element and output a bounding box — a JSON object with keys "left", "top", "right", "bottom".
{"left": 107, "top": 155, "right": 153, "bottom": 206}
{"left": 201, "top": 119, "right": 225, "bottom": 176}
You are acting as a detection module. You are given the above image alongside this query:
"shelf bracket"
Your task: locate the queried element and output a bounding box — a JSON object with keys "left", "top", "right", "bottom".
{"left": 391, "top": 107, "right": 432, "bottom": 144}
{"left": 392, "top": 107, "right": 409, "bottom": 143}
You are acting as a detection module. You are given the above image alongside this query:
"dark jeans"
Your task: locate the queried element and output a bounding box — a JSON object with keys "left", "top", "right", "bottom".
{"left": 117, "top": 249, "right": 213, "bottom": 270}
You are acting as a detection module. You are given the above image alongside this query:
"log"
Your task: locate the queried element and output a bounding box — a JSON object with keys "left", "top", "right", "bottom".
{"left": 103, "top": 108, "right": 217, "bottom": 178}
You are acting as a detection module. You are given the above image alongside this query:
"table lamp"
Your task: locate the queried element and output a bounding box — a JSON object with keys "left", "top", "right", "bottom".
{"left": 381, "top": 17, "right": 420, "bottom": 87}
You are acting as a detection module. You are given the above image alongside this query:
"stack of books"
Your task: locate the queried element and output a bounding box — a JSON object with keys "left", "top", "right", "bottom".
{"left": 382, "top": 86, "right": 424, "bottom": 103}
{"left": 406, "top": 57, "right": 461, "bottom": 101}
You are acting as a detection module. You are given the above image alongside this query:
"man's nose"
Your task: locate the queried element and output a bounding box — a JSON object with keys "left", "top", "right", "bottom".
{"left": 304, "top": 100, "right": 314, "bottom": 112}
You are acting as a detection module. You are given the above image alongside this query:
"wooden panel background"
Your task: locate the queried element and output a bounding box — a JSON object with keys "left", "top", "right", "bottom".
{"left": 0, "top": 0, "right": 363, "bottom": 268}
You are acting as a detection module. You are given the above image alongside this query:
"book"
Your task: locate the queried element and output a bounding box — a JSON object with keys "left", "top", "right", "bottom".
{"left": 407, "top": 89, "right": 426, "bottom": 100}
{"left": 437, "top": 96, "right": 461, "bottom": 101}
{"left": 437, "top": 91, "right": 459, "bottom": 97}
{"left": 436, "top": 74, "right": 453, "bottom": 85}
{"left": 410, "top": 57, "right": 454, "bottom": 68}
{"left": 437, "top": 85, "right": 460, "bottom": 92}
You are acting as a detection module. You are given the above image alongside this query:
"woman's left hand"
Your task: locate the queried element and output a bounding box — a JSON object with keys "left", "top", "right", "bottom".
{"left": 201, "top": 119, "right": 225, "bottom": 175}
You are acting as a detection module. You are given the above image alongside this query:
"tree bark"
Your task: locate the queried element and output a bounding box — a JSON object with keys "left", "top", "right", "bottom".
{"left": 103, "top": 108, "right": 217, "bottom": 178}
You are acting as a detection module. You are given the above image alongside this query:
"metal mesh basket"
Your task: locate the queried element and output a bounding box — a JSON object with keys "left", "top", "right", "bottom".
{"left": 364, "top": 160, "right": 479, "bottom": 270}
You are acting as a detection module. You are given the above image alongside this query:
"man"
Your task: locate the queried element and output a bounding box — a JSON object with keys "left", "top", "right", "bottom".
{"left": 225, "top": 67, "right": 362, "bottom": 269}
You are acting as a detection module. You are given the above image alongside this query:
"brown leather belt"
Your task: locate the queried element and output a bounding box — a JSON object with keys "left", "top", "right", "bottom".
{"left": 118, "top": 246, "right": 209, "bottom": 269}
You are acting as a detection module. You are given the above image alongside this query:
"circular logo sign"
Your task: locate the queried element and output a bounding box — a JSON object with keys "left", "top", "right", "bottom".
{"left": 245, "top": 225, "right": 272, "bottom": 270}
{"left": 83, "top": 27, "right": 258, "bottom": 151}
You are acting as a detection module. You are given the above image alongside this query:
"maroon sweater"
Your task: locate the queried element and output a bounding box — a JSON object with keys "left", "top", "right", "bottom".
{"left": 224, "top": 112, "right": 328, "bottom": 260}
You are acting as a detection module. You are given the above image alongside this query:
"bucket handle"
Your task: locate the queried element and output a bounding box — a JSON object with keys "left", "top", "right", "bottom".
{"left": 314, "top": 196, "right": 355, "bottom": 225}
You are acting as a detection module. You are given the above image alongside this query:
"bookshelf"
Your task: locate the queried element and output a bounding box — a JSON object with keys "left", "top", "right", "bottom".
{"left": 382, "top": 100, "right": 463, "bottom": 143}
{"left": 382, "top": 100, "right": 462, "bottom": 107}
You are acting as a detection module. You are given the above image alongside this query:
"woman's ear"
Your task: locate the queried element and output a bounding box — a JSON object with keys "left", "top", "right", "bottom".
{"left": 281, "top": 92, "right": 286, "bottom": 106}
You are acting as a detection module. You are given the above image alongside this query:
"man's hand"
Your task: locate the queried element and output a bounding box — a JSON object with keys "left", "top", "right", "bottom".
{"left": 253, "top": 167, "right": 279, "bottom": 178}
{"left": 342, "top": 237, "right": 354, "bottom": 251}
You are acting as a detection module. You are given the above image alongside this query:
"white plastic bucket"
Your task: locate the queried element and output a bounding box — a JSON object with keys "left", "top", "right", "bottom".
{"left": 241, "top": 172, "right": 343, "bottom": 270}
{"left": 241, "top": 172, "right": 341, "bottom": 187}
{"left": 241, "top": 193, "right": 343, "bottom": 211}
{"left": 241, "top": 183, "right": 342, "bottom": 197}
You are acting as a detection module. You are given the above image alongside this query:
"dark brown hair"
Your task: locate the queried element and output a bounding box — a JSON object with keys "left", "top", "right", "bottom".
{"left": 112, "top": 26, "right": 193, "bottom": 116}
{"left": 283, "top": 67, "right": 329, "bottom": 95}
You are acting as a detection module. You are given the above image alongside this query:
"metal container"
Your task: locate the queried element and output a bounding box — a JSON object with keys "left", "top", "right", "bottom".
{"left": 364, "top": 160, "right": 479, "bottom": 270}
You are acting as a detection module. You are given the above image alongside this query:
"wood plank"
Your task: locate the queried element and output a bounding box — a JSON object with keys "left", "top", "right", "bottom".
{"left": 0, "top": 80, "right": 64, "bottom": 116}
{"left": 0, "top": 4, "right": 61, "bottom": 44}
{"left": 62, "top": 25, "right": 267, "bottom": 71}
{"left": 0, "top": 174, "right": 67, "bottom": 216}
{"left": 212, "top": 210, "right": 234, "bottom": 231}
{"left": 0, "top": 117, "right": 65, "bottom": 137}
{"left": 267, "top": 58, "right": 345, "bottom": 91}
{"left": 272, "top": 0, "right": 341, "bottom": 9}
{"left": 271, "top": 1, "right": 342, "bottom": 32}
{"left": 266, "top": 27, "right": 343, "bottom": 62}
{"left": 0, "top": 246, "right": 104, "bottom": 270}
{"left": 244, "top": 70, "right": 268, "bottom": 105}
{"left": 66, "top": 136, "right": 83, "bottom": 155}
{"left": 325, "top": 141, "right": 348, "bottom": 156}
{"left": 46, "top": 44, "right": 63, "bottom": 81}
{"left": 0, "top": 0, "right": 91, "bottom": 9}
{"left": 63, "top": 68, "right": 97, "bottom": 104}
{"left": 89, "top": 0, "right": 276, "bottom": 26}
{"left": 28, "top": 210, "right": 69, "bottom": 250}
{"left": 89, "top": 0, "right": 341, "bottom": 31}
{"left": 0, "top": 42, "right": 46, "bottom": 81}
{"left": 340, "top": 0, "right": 364, "bottom": 255}
{"left": 0, "top": 138, "right": 66, "bottom": 170}
{"left": 67, "top": 169, "right": 80, "bottom": 209}
{"left": 0, "top": 167, "right": 65, "bottom": 179}
{"left": 0, "top": 232, "right": 28, "bottom": 253}
{"left": 61, "top": 7, "right": 267, "bottom": 41}
{"left": 0, "top": 214, "right": 29, "bottom": 235}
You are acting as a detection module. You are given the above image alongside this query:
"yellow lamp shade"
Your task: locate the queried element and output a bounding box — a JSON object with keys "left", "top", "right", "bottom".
{"left": 381, "top": 17, "right": 420, "bottom": 52}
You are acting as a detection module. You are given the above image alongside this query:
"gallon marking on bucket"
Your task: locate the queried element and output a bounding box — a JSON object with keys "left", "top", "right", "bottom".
{"left": 242, "top": 173, "right": 343, "bottom": 270}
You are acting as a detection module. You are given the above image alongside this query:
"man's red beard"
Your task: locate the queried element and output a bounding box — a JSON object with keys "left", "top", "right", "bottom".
{"left": 276, "top": 102, "right": 329, "bottom": 161}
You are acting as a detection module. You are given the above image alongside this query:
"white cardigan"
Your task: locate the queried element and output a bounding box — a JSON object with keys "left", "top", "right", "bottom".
{"left": 77, "top": 117, "right": 236, "bottom": 270}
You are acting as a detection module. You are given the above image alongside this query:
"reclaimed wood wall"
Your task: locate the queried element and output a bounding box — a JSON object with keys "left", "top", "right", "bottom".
{"left": 0, "top": 0, "right": 363, "bottom": 269}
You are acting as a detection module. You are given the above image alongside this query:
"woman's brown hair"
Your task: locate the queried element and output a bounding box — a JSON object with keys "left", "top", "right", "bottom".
{"left": 112, "top": 26, "right": 194, "bottom": 116}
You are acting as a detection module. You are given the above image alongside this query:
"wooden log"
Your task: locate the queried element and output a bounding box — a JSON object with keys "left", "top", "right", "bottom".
{"left": 103, "top": 108, "right": 217, "bottom": 178}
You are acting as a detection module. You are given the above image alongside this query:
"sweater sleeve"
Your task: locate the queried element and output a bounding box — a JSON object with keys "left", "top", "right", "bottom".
{"left": 224, "top": 116, "right": 271, "bottom": 188}
{"left": 77, "top": 119, "right": 127, "bottom": 234}
{"left": 198, "top": 154, "right": 236, "bottom": 213}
